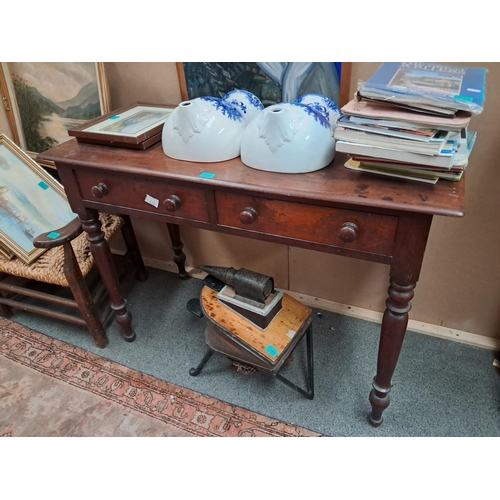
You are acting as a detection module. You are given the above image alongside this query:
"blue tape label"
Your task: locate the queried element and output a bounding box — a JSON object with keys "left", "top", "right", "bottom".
{"left": 454, "top": 95, "right": 473, "bottom": 102}
{"left": 47, "top": 232, "right": 60, "bottom": 239}
{"left": 265, "top": 344, "right": 279, "bottom": 358}
{"left": 109, "top": 115, "right": 120, "bottom": 120}
{"left": 199, "top": 172, "right": 216, "bottom": 179}
{"left": 38, "top": 181, "right": 49, "bottom": 190}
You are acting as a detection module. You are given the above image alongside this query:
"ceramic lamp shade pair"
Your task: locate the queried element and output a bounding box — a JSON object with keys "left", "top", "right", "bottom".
{"left": 162, "top": 91, "right": 341, "bottom": 174}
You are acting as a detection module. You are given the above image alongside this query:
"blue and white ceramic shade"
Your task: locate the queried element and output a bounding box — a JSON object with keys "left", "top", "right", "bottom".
{"left": 162, "top": 90, "right": 263, "bottom": 162}
{"left": 240, "top": 94, "right": 337, "bottom": 174}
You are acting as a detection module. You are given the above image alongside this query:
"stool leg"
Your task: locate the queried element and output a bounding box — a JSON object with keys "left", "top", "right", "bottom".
{"left": 275, "top": 324, "right": 314, "bottom": 400}
{"left": 63, "top": 242, "right": 109, "bottom": 349}
{"left": 0, "top": 274, "right": 12, "bottom": 318}
{"left": 305, "top": 324, "right": 315, "bottom": 399}
{"left": 0, "top": 301, "right": 12, "bottom": 318}
{"left": 189, "top": 348, "right": 215, "bottom": 376}
{"left": 166, "top": 223, "right": 189, "bottom": 280}
{"left": 120, "top": 215, "right": 148, "bottom": 281}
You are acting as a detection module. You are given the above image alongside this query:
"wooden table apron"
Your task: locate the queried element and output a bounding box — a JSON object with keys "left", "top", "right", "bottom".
{"left": 39, "top": 140, "right": 465, "bottom": 427}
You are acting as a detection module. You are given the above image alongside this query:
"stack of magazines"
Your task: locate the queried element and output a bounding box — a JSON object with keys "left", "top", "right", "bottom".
{"left": 335, "top": 62, "right": 486, "bottom": 184}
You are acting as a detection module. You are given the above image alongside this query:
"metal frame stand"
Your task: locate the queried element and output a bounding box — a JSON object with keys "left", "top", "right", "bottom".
{"left": 189, "top": 324, "right": 314, "bottom": 400}
{"left": 275, "top": 324, "right": 314, "bottom": 399}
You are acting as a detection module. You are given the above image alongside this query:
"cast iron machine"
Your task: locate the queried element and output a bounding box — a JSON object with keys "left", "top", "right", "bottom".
{"left": 187, "top": 266, "right": 315, "bottom": 399}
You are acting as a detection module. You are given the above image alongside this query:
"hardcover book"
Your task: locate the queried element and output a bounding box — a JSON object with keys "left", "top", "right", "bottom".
{"left": 335, "top": 140, "right": 456, "bottom": 168}
{"left": 341, "top": 99, "right": 472, "bottom": 131}
{"left": 337, "top": 115, "right": 438, "bottom": 142}
{"left": 333, "top": 127, "right": 455, "bottom": 155}
{"left": 344, "top": 159, "right": 439, "bottom": 184}
{"left": 356, "top": 92, "right": 458, "bottom": 117}
{"left": 359, "top": 63, "right": 487, "bottom": 114}
{"left": 351, "top": 158, "right": 464, "bottom": 181}
{"left": 351, "top": 156, "right": 466, "bottom": 174}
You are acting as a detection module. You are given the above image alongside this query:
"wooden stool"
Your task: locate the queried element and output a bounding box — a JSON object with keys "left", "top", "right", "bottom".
{"left": 0, "top": 213, "right": 146, "bottom": 348}
{"left": 189, "top": 285, "right": 314, "bottom": 399}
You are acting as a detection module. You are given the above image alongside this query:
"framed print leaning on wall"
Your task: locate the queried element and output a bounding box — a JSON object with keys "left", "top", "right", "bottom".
{"left": 0, "top": 134, "right": 77, "bottom": 264}
{"left": 0, "top": 62, "right": 110, "bottom": 169}
{"left": 177, "top": 62, "right": 352, "bottom": 108}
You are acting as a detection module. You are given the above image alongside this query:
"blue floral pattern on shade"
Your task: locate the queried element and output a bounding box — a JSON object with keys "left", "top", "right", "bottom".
{"left": 291, "top": 102, "right": 330, "bottom": 129}
{"left": 223, "top": 90, "right": 264, "bottom": 118}
{"left": 226, "top": 99, "right": 247, "bottom": 114}
{"left": 231, "top": 89, "right": 265, "bottom": 110}
{"left": 294, "top": 93, "right": 341, "bottom": 127}
{"left": 200, "top": 96, "right": 243, "bottom": 122}
{"left": 297, "top": 93, "right": 340, "bottom": 112}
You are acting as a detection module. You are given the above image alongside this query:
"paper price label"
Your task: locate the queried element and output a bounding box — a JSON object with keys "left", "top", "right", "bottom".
{"left": 144, "top": 194, "right": 159, "bottom": 208}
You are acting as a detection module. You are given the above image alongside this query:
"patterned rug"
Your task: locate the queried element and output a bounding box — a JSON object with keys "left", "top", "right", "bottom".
{"left": 0, "top": 319, "right": 320, "bottom": 437}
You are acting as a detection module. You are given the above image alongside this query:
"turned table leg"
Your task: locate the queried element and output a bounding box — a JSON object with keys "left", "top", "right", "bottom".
{"left": 367, "top": 212, "right": 432, "bottom": 427}
{"left": 166, "top": 223, "right": 189, "bottom": 280}
{"left": 120, "top": 214, "right": 148, "bottom": 281}
{"left": 80, "top": 209, "right": 136, "bottom": 342}
{"left": 368, "top": 279, "right": 415, "bottom": 426}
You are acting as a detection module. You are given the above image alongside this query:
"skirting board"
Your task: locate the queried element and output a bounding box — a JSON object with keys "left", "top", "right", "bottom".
{"left": 116, "top": 253, "right": 500, "bottom": 352}
{"left": 286, "top": 291, "right": 500, "bottom": 352}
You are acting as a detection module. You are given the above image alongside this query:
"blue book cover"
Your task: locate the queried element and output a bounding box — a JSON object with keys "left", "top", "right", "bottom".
{"left": 362, "top": 63, "right": 487, "bottom": 114}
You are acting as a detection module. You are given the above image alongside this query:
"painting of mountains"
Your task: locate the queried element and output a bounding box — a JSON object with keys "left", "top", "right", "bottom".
{"left": 3, "top": 63, "right": 106, "bottom": 154}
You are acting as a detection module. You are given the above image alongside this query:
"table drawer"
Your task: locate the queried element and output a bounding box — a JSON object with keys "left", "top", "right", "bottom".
{"left": 76, "top": 171, "right": 209, "bottom": 222}
{"left": 215, "top": 192, "right": 398, "bottom": 256}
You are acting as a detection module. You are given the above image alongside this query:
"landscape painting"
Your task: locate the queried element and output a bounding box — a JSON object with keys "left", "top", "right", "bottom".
{"left": 100, "top": 110, "right": 171, "bottom": 135}
{"left": 180, "top": 62, "right": 344, "bottom": 107}
{"left": 0, "top": 62, "right": 109, "bottom": 155}
{"left": 0, "top": 134, "right": 76, "bottom": 263}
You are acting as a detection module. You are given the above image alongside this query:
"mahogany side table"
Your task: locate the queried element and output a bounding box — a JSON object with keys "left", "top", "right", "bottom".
{"left": 39, "top": 139, "right": 465, "bottom": 426}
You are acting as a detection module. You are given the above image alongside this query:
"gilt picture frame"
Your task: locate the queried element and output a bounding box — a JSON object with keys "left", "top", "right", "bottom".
{"left": 0, "top": 62, "right": 111, "bottom": 169}
{"left": 176, "top": 62, "right": 352, "bottom": 108}
{"left": 0, "top": 134, "right": 77, "bottom": 264}
{"left": 0, "top": 245, "right": 14, "bottom": 260}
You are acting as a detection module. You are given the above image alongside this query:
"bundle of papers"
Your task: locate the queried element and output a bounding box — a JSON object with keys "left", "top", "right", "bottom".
{"left": 335, "top": 64, "right": 482, "bottom": 184}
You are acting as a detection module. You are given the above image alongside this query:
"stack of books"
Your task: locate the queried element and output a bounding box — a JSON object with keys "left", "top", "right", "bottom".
{"left": 335, "top": 63, "right": 486, "bottom": 184}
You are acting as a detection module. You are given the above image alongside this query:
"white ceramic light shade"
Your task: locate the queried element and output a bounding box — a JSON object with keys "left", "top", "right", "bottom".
{"left": 241, "top": 102, "right": 336, "bottom": 174}
{"left": 162, "top": 97, "right": 245, "bottom": 162}
{"left": 162, "top": 90, "right": 263, "bottom": 163}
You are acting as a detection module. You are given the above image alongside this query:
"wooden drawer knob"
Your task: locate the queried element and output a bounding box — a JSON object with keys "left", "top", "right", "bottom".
{"left": 163, "top": 195, "right": 182, "bottom": 212}
{"left": 338, "top": 222, "right": 358, "bottom": 242}
{"left": 91, "top": 183, "right": 109, "bottom": 198}
{"left": 239, "top": 207, "right": 258, "bottom": 225}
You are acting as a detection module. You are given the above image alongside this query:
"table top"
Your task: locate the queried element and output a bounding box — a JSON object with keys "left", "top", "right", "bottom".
{"left": 40, "top": 139, "right": 465, "bottom": 218}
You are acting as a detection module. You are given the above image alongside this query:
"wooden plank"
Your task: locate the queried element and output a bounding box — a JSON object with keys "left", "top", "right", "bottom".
{"left": 201, "top": 286, "right": 311, "bottom": 363}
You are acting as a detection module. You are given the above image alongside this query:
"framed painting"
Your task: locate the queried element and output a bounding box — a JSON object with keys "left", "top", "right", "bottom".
{"left": 68, "top": 102, "right": 174, "bottom": 149}
{"left": 0, "top": 62, "right": 111, "bottom": 169}
{"left": 0, "top": 134, "right": 77, "bottom": 264}
{"left": 176, "top": 62, "right": 352, "bottom": 108}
